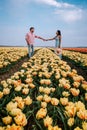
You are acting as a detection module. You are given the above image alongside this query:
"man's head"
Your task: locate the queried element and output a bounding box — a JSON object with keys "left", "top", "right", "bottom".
{"left": 30, "top": 27, "right": 34, "bottom": 33}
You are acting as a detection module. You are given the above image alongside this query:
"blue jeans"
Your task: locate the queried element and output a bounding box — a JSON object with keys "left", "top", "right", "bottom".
{"left": 27, "top": 44, "right": 34, "bottom": 57}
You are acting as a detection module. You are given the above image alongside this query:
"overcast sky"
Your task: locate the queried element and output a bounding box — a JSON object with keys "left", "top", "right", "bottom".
{"left": 0, "top": 0, "right": 87, "bottom": 47}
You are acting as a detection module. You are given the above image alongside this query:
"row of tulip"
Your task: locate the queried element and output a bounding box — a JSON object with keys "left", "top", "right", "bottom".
{"left": 62, "top": 50, "right": 87, "bottom": 68}
{"left": 63, "top": 48, "right": 87, "bottom": 53}
{"left": 0, "top": 48, "right": 87, "bottom": 130}
{"left": 0, "top": 47, "right": 28, "bottom": 73}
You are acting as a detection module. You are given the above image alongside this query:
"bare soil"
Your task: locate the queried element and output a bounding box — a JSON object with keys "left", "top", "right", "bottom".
{"left": 62, "top": 56, "right": 87, "bottom": 81}
{"left": 0, "top": 56, "right": 29, "bottom": 82}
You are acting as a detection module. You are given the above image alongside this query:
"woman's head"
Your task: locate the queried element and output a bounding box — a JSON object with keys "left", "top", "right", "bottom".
{"left": 56, "top": 30, "right": 61, "bottom": 36}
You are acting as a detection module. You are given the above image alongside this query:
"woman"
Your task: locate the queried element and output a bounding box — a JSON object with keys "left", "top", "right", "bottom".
{"left": 46, "top": 30, "right": 62, "bottom": 59}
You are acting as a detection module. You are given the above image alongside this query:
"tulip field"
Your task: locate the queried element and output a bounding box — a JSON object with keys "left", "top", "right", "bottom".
{"left": 0, "top": 47, "right": 87, "bottom": 130}
{"left": 63, "top": 50, "right": 87, "bottom": 68}
{"left": 62, "top": 48, "right": 87, "bottom": 81}
{"left": 0, "top": 47, "right": 27, "bottom": 74}
{"left": 64, "top": 48, "right": 87, "bottom": 53}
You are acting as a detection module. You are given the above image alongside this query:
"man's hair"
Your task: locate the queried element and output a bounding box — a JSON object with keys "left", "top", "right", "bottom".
{"left": 30, "top": 27, "right": 34, "bottom": 31}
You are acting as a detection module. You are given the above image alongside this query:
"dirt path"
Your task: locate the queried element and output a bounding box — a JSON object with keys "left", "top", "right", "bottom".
{"left": 62, "top": 56, "right": 87, "bottom": 81}
{"left": 0, "top": 56, "right": 29, "bottom": 82}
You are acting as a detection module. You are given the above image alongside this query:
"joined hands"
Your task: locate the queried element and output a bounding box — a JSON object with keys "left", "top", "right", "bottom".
{"left": 42, "top": 39, "right": 48, "bottom": 41}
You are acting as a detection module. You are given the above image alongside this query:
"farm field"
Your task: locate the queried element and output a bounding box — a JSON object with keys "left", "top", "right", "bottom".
{"left": 62, "top": 49, "right": 87, "bottom": 81}
{"left": 0, "top": 47, "right": 28, "bottom": 73}
{"left": 63, "top": 48, "right": 87, "bottom": 53}
{"left": 63, "top": 50, "right": 87, "bottom": 67}
{"left": 0, "top": 47, "right": 87, "bottom": 130}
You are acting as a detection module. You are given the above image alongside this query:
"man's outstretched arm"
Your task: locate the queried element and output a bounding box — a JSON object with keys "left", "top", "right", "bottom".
{"left": 35, "top": 35, "right": 45, "bottom": 41}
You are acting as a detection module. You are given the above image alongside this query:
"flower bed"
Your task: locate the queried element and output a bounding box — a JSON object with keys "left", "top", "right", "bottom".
{"left": 63, "top": 48, "right": 87, "bottom": 54}
{"left": 63, "top": 50, "right": 87, "bottom": 68}
{"left": 0, "top": 48, "right": 87, "bottom": 130}
{"left": 0, "top": 47, "right": 28, "bottom": 73}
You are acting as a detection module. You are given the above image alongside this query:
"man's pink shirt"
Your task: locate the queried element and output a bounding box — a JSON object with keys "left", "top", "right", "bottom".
{"left": 25, "top": 32, "right": 39, "bottom": 45}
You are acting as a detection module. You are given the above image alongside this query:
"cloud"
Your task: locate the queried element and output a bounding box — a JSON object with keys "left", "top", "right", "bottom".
{"left": 7, "top": 0, "right": 84, "bottom": 23}
{"left": 34, "top": 0, "right": 74, "bottom": 8}
{"left": 55, "top": 8, "right": 83, "bottom": 22}
{"left": 35, "top": 0, "right": 61, "bottom": 7}
{"left": 34, "top": 0, "right": 83, "bottom": 22}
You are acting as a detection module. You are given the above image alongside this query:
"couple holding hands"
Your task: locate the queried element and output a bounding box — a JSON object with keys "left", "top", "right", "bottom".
{"left": 25, "top": 27, "right": 62, "bottom": 59}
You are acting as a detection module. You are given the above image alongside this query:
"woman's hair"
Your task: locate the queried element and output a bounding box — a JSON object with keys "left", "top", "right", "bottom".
{"left": 57, "top": 30, "right": 61, "bottom": 36}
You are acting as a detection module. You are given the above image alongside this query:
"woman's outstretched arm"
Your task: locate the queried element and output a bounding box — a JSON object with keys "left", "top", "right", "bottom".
{"left": 46, "top": 36, "right": 56, "bottom": 41}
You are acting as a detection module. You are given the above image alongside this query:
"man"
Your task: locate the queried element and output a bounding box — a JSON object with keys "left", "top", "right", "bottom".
{"left": 25, "top": 27, "right": 45, "bottom": 57}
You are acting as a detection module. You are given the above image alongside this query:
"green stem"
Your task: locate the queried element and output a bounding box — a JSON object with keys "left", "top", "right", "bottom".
{"left": 33, "top": 115, "right": 43, "bottom": 130}
{"left": 56, "top": 107, "right": 67, "bottom": 130}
